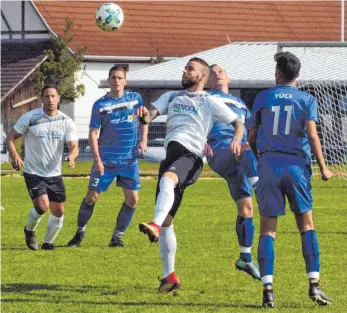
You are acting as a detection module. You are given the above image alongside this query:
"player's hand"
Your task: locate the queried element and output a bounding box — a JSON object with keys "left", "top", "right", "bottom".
{"left": 235, "top": 143, "right": 250, "bottom": 161}
{"left": 11, "top": 155, "right": 24, "bottom": 171}
{"left": 230, "top": 140, "right": 241, "bottom": 157}
{"left": 65, "top": 155, "right": 76, "bottom": 168}
{"left": 320, "top": 167, "right": 333, "bottom": 181}
{"left": 94, "top": 158, "right": 104, "bottom": 176}
{"left": 203, "top": 143, "right": 213, "bottom": 157}
{"left": 136, "top": 106, "right": 150, "bottom": 124}
{"left": 137, "top": 140, "right": 147, "bottom": 157}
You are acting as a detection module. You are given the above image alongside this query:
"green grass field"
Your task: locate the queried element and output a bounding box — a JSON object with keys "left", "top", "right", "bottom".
{"left": 1, "top": 173, "right": 347, "bottom": 313}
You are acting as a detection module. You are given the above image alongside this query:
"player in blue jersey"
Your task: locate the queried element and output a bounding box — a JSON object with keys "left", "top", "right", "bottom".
{"left": 67, "top": 66, "right": 148, "bottom": 248}
{"left": 206, "top": 64, "right": 260, "bottom": 280}
{"left": 248, "top": 52, "right": 333, "bottom": 308}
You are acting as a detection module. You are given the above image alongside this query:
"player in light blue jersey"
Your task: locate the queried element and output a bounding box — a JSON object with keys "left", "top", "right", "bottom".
{"left": 67, "top": 66, "right": 148, "bottom": 248}
{"left": 206, "top": 64, "right": 260, "bottom": 280}
{"left": 248, "top": 52, "right": 333, "bottom": 308}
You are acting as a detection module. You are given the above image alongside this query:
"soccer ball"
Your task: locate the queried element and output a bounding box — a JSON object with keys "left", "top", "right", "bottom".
{"left": 95, "top": 3, "right": 124, "bottom": 32}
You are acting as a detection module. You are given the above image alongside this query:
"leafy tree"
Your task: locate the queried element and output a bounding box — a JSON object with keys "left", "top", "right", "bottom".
{"left": 34, "top": 18, "right": 87, "bottom": 102}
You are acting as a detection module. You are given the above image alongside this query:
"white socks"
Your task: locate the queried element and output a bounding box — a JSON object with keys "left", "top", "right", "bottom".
{"left": 26, "top": 207, "right": 44, "bottom": 231}
{"left": 159, "top": 225, "right": 177, "bottom": 278}
{"left": 153, "top": 177, "right": 176, "bottom": 226}
{"left": 43, "top": 214, "right": 64, "bottom": 244}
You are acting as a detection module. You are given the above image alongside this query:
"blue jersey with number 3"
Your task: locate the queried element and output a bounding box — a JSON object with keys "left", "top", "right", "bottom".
{"left": 90, "top": 91, "right": 143, "bottom": 160}
{"left": 250, "top": 85, "right": 318, "bottom": 162}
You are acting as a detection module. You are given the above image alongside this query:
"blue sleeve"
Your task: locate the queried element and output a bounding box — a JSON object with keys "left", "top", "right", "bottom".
{"left": 89, "top": 102, "right": 101, "bottom": 129}
{"left": 307, "top": 96, "right": 319, "bottom": 123}
{"left": 248, "top": 93, "right": 264, "bottom": 129}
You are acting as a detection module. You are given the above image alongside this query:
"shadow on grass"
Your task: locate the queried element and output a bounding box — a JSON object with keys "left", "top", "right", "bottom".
{"left": 0, "top": 283, "right": 310, "bottom": 310}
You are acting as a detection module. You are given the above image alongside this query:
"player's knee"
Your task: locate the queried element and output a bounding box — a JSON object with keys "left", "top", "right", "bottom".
{"left": 86, "top": 191, "right": 99, "bottom": 205}
{"left": 34, "top": 205, "right": 47, "bottom": 215}
{"left": 125, "top": 194, "right": 138, "bottom": 207}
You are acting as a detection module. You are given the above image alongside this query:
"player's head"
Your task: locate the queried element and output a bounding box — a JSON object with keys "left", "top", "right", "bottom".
{"left": 41, "top": 84, "right": 60, "bottom": 113}
{"left": 108, "top": 66, "right": 127, "bottom": 92}
{"left": 274, "top": 52, "right": 301, "bottom": 84}
{"left": 208, "top": 64, "right": 231, "bottom": 91}
{"left": 182, "top": 57, "right": 210, "bottom": 89}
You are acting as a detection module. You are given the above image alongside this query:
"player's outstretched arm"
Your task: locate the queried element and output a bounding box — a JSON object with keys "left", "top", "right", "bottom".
{"left": 136, "top": 105, "right": 159, "bottom": 125}
{"left": 306, "top": 120, "right": 333, "bottom": 181}
{"left": 66, "top": 140, "right": 79, "bottom": 168}
{"left": 89, "top": 128, "right": 104, "bottom": 176}
{"left": 6, "top": 128, "right": 24, "bottom": 171}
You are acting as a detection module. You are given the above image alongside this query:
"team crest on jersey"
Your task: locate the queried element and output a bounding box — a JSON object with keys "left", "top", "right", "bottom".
{"left": 127, "top": 114, "right": 134, "bottom": 122}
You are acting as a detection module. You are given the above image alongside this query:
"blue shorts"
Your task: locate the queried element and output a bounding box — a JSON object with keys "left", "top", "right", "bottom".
{"left": 256, "top": 153, "right": 312, "bottom": 217}
{"left": 88, "top": 158, "right": 140, "bottom": 192}
{"left": 207, "top": 143, "right": 253, "bottom": 201}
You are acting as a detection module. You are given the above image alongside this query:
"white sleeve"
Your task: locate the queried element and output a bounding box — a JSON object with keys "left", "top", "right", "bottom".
{"left": 152, "top": 91, "right": 176, "bottom": 115}
{"left": 65, "top": 119, "right": 78, "bottom": 142}
{"left": 210, "top": 97, "right": 240, "bottom": 125}
{"left": 13, "top": 113, "right": 30, "bottom": 134}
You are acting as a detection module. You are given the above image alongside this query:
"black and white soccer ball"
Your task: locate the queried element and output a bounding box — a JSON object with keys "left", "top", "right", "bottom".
{"left": 95, "top": 3, "right": 124, "bottom": 32}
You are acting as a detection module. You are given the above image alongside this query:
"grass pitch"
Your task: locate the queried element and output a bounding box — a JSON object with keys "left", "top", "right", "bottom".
{"left": 1, "top": 174, "right": 346, "bottom": 313}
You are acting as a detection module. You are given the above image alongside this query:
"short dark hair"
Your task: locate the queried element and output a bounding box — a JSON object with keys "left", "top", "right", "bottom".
{"left": 41, "top": 84, "right": 60, "bottom": 96}
{"left": 189, "top": 57, "right": 209, "bottom": 69}
{"left": 108, "top": 66, "right": 127, "bottom": 78}
{"left": 274, "top": 52, "right": 301, "bottom": 81}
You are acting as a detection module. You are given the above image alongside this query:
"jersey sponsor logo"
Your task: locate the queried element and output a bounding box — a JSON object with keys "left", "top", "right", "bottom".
{"left": 275, "top": 93, "right": 293, "bottom": 99}
{"left": 172, "top": 103, "right": 199, "bottom": 115}
{"left": 169, "top": 166, "right": 176, "bottom": 171}
{"left": 99, "top": 100, "right": 139, "bottom": 113}
{"left": 38, "top": 130, "right": 62, "bottom": 139}
{"left": 110, "top": 114, "right": 135, "bottom": 124}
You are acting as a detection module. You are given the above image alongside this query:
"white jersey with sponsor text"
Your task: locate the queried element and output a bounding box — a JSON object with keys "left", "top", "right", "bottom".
{"left": 14, "top": 107, "right": 78, "bottom": 177}
{"left": 152, "top": 90, "right": 240, "bottom": 158}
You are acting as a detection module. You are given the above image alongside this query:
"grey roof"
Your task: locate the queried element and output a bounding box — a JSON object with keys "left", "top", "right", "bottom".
{"left": 1, "top": 40, "right": 52, "bottom": 100}
{"left": 119, "top": 42, "right": 347, "bottom": 89}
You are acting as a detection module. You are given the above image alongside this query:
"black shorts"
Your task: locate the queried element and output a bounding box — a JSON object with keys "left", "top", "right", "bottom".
{"left": 156, "top": 141, "right": 203, "bottom": 217}
{"left": 23, "top": 172, "right": 66, "bottom": 203}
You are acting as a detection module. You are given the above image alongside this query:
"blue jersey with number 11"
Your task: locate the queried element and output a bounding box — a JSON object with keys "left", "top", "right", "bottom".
{"left": 250, "top": 85, "right": 318, "bottom": 162}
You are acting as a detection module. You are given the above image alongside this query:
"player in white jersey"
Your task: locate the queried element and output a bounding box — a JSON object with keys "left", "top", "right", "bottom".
{"left": 136, "top": 57, "right": 244, "bottom": 292}
{"left": 6, "top": 85, "right": 78, "bottom": 250}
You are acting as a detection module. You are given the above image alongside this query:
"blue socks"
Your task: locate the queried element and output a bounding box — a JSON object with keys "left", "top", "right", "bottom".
{"left": 112, "top": 203, "right": 135, "bottom": 241}
{"left": 236, "top": 216, "right": 254, "bottom": 262}
{"left": 258, "top": 235, "right": 274, "bottom": 286}
{"left": 301, "top": 230, "right": 320, "bottom": 278}
{"left": 77, "top": 198, "right": 95, "bottom": 229}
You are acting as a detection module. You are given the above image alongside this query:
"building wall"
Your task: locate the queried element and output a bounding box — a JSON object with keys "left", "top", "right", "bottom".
{"left": 1, "top": 0, "right": 50, "bottom": 40}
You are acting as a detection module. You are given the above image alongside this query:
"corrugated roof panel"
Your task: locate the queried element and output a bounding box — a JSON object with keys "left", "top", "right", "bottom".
{"left": 126, "top": 43, "right": 347, "bottom": 88}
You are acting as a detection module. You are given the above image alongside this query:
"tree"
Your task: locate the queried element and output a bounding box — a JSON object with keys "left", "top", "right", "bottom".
{"left": 34, "top": 18, "right": 87, "bottom": 102}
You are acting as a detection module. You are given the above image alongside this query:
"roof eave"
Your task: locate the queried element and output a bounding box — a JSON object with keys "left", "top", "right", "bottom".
{"left": 1, "top": 56, "right": 48, "bottom": 103}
